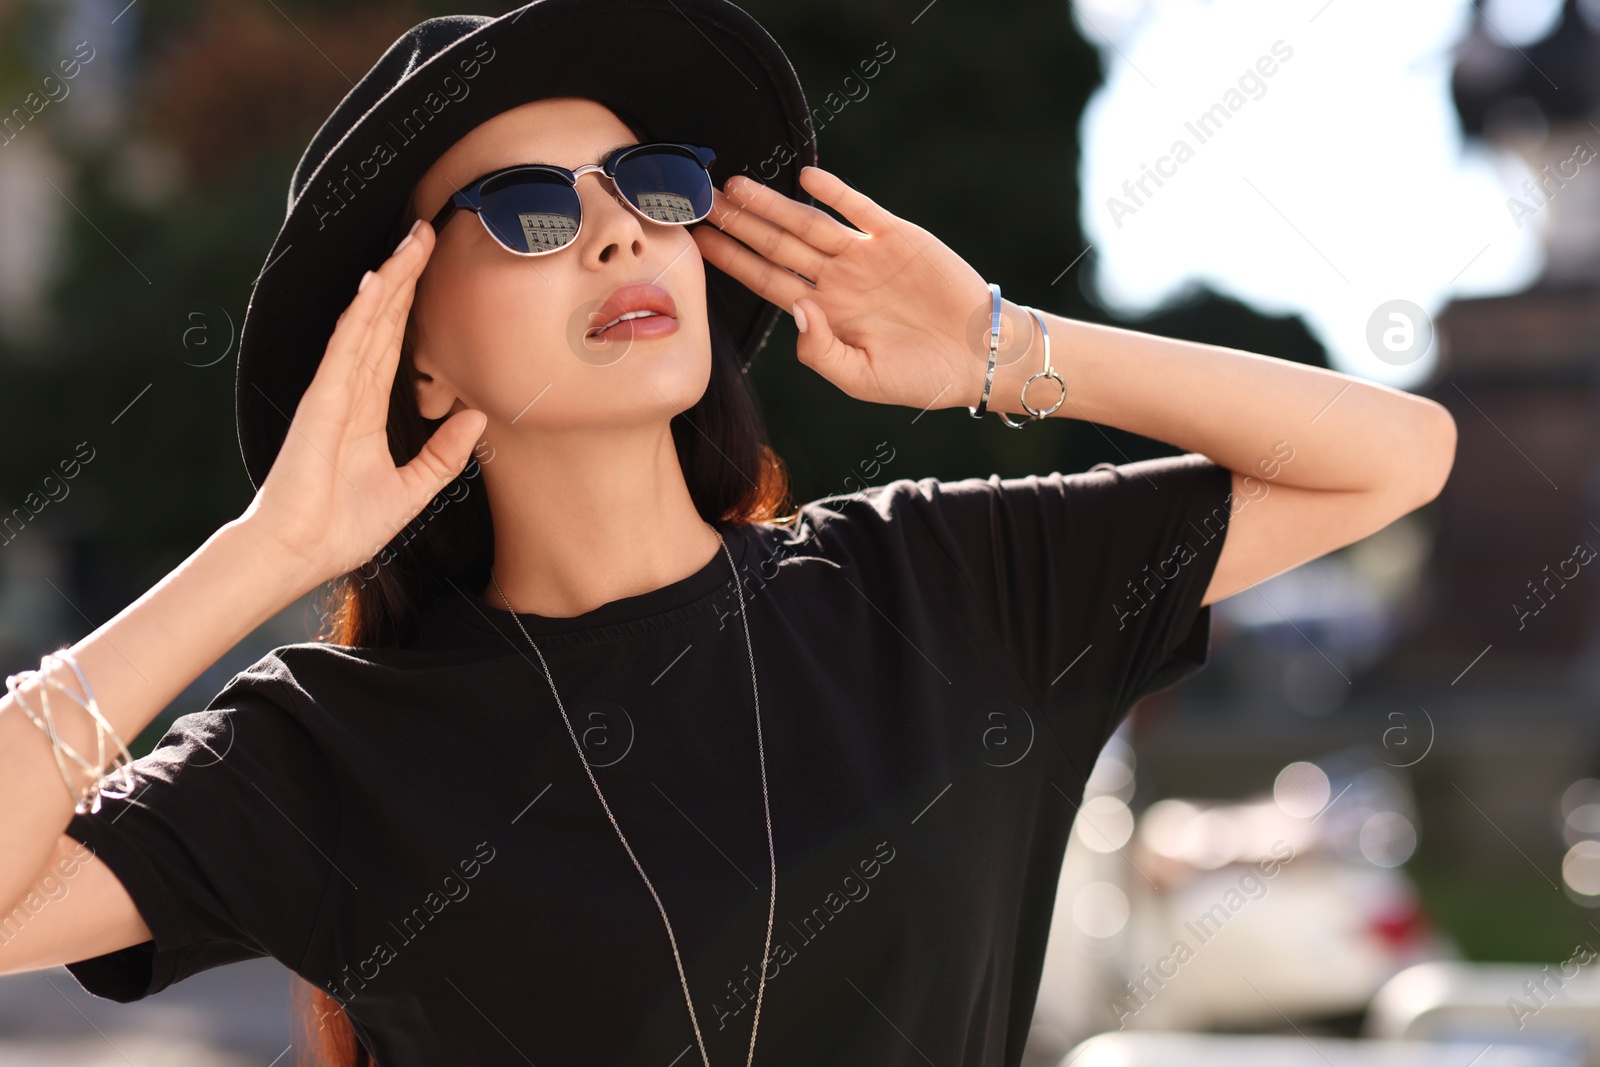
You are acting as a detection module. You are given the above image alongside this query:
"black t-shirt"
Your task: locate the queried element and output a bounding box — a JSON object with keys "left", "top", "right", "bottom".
{"left": 62, "top": 452, "right": 1232, "bottom": 1067}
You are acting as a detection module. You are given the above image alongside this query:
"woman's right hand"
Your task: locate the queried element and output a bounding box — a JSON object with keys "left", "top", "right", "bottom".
{"left": 234, "top": 219, "right": 486, "bottom": 589}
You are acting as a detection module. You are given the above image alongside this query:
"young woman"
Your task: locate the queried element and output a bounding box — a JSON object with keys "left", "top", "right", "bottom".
{"left": 0, "top": 1, "right": 1455, "bottom": 1065}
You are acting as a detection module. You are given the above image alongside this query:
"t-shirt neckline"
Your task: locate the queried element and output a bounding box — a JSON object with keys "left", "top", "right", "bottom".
{"left": 431, "top": 518, "right": 756, "bottom": 647}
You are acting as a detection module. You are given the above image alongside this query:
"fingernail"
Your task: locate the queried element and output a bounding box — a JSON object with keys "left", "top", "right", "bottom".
{"left": 394, "top": 219, "right": 423, "bottom": 255}
{"left": 792, "top": 301, "right": 808, "bottom": 334}
{"left": 359, "top": 270, "right": 376, "bottom": 292}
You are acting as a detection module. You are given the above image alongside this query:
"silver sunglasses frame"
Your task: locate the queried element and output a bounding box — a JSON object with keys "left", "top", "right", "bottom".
{"left": 428, "top": 142, "right": 718, "bottom": 258}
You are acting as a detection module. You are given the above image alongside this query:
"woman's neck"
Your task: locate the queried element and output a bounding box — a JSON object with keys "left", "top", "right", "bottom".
{"left": 472, "top": 422, "right": 722, "bottom": 619}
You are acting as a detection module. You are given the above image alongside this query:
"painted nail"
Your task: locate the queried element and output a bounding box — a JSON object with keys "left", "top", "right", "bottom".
{"left": 395, "top": 220, "right": 424, "bottom": 255}
{"left": 359, "top": 270, "right": 376, "bottom": 292}
{"left": 792, "top": 301, "right": 808, "bottom": 334}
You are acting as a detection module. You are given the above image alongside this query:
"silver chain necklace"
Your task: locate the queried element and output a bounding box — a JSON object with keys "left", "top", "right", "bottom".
{"left": 490, "top": 527, "right": 776, "bottom": 1067}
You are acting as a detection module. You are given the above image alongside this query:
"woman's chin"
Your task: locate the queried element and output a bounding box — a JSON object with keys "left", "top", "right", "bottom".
{"left": 630, "top": 342, "right": 714, "bottom": 409}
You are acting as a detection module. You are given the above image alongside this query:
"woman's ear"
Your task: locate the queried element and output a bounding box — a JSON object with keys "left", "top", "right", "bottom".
{"left": 414, "top": 379, "right": 463, "bottom": 422}
{"left": 411, "top": 343, "right": 460, "bottom": 421}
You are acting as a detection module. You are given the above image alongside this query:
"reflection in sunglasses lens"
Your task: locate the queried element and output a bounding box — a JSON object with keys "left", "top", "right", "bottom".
{"left": 482, "top": 170, "right": 581, "bottom": 253}
{"left": 616, "top": 148, "right": 711, "bottom": 223}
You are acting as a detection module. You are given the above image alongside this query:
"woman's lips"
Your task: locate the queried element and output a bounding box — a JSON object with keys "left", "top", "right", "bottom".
{"left": 587, "top": 282, "right": 680, "bottom": 341}
{"left": 592, "top": 312, "right": 679, "bottom": 341}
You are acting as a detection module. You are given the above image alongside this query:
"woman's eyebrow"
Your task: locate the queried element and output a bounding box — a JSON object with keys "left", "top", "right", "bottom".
{"left": 487, "top": 143, "right": 640, "bottom": 172}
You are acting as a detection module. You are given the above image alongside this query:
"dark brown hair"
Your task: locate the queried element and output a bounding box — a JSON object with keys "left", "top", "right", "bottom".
{"left": 288, "top": 192, "right": 795, "bottom": 1064}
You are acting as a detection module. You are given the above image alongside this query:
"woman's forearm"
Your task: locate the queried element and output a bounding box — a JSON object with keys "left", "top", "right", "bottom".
{"left": 985, "top": 301, "right": 1456, "bottom": 498}
{"left": 0, "top": 518, "right": 318, "bottom": 912}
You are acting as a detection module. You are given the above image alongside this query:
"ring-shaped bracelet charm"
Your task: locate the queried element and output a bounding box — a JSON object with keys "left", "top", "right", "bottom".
{"left": 968, "top": 282, "right": 1002, "bottom": 419}
{"left": 1017, "top": 302, "right": 1068, "bottom": 422}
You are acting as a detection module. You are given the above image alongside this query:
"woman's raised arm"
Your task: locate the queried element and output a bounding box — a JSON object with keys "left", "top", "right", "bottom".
{"left": 693, "top": 164, "right": 1457, "bottom": 612}
{"left": 0, "top": 218, "right": 481, "bottom": 969}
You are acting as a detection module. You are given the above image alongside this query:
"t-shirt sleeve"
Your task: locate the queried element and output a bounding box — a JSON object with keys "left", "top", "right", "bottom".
{"left": 59, "top": 655, "right": 341, "bottom": 1002}
{"left": 878, "top": 452, "right": 1234, "bottom": 753}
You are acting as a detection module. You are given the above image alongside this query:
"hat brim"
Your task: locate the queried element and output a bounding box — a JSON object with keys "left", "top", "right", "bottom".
{"left": 235, "top": 0, "right": 815, "bottom": 492}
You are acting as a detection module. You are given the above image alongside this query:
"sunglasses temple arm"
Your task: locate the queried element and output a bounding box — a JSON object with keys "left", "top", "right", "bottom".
{"left": 429, "top": 199, "right": 458, "bottom": 236}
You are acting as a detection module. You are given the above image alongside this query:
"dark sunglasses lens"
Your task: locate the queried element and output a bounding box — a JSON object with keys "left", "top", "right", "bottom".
{"left": 614, "top": 147, "right": 713, "bottom": 223}
{"left": 478, "top": 169, "right": 582, "bottom": 254}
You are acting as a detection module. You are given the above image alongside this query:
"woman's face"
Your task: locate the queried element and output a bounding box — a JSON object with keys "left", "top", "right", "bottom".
{"left": 406, "top": 97, "right": 713, "bottom": 432}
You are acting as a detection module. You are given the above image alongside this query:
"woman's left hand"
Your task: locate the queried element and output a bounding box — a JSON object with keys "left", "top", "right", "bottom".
{"left": 691, "top": 165, "right": 1001, "bottom": 412}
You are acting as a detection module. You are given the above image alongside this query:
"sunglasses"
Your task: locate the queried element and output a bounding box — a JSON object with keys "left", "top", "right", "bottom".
{"left": 428, "top": 142, "right": 718, "bottom": 257}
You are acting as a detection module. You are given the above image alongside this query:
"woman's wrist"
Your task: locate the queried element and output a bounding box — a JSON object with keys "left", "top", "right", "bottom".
{"left": 216, "top": 517, "right": 334, "bottom": 615}
{"left": 976, "top": 297, "right": 1042, "bottom": 417}
{"left": 6, "top": 518, "right": 327, "bottom": 807}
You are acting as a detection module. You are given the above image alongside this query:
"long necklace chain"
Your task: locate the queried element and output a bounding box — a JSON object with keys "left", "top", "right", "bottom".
{"left": 491, "top": 528, "right": 776, "bottom": 1067}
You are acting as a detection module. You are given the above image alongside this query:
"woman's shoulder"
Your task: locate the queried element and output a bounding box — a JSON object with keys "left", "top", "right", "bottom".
{"left": 760, "top": 474, "right": 947, "bottom": 551}
{"left": 201, "top": 638, "right": 491, "bottom": 729}
{"left": 782, "top": 453, "right": 1228, "bottom": 536}
{"left": 735, "top": 477, "right": 979, "bottom": 588}
{"left": 755, "top": 453, "right": 1231, "bottom": 601}
{"left": 250, "top": 625, "right": 507, "bottom": 674}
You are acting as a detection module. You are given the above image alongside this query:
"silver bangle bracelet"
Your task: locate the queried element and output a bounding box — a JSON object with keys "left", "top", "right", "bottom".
{"left": 967, "top": 282, "right": 1002, "bottom": 419}
{"left": 998, "top": 304, "right": 1067, "bottom": 428}
{"left": 6, "top": 648, "right": 137, "bottom": 814}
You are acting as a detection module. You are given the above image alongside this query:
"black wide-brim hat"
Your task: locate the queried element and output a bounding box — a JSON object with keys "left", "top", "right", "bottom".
{"left": 235, "top": 0, "right": 815, "bottom": 492}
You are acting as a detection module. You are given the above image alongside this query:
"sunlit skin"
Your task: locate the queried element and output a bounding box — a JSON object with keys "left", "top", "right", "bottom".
{"left": 405, "top": 97, "right": 726, "bottom": 618}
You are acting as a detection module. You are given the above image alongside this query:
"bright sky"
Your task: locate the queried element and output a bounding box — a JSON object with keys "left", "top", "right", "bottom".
{"left": 1071, "top": 0, "right": 1551, "bottom": 389}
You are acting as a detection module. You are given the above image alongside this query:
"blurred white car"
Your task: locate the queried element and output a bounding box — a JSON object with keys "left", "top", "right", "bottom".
{"left": 1060, "top": 1031, "right": 1576, "bottom": 1067}
{"left": 1023, "top": 736, "right": 1456, "bottom": 1066}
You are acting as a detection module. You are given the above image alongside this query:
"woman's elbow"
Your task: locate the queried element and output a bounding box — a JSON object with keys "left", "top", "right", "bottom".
{"left": 1409, "top": 397, "right": 1457, "bottom": 507}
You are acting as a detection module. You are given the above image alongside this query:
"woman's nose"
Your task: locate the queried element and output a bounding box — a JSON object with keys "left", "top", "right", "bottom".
{"left": 575, "top": 173, "right": 648, "bottom": 258}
